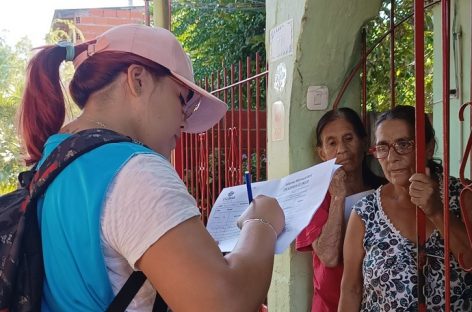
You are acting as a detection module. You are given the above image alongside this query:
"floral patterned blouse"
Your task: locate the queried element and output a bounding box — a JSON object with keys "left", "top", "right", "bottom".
{"left": 354, "top": 177, "right": 472, "bottom": 311}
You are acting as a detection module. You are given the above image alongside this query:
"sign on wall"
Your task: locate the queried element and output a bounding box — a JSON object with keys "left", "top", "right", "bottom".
{"left": 269, "top": 19, "right": 293, "bottom": 62}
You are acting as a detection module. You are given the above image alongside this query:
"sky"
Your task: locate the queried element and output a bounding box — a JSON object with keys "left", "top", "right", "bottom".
{"left": 0, "top": 0, "right": 135, "bottom": 47}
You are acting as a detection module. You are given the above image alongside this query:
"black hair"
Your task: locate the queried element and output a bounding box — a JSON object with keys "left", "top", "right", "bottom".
{"left": 316, "top": 107, "right": 386, "bottom": 189}
{"left": 375, "top": 105, "right": 443, "bottom": 181}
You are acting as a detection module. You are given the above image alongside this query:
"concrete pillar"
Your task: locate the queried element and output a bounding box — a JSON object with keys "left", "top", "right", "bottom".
{"left": 265, "top": 1, "right": 380, "bottom": 310}
{"left": 153, "top": 0, "right": 170, "bottom": 29}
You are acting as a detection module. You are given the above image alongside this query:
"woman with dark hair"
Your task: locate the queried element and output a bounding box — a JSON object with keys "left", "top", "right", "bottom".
{"left": 296, "top": 107, "right": 385, "bottom": 312}
{"left": 339, "top": 105, "right": 472, "bottom": 311}
{"left": 18, "top": 24, "right": 285, "bottom": 311}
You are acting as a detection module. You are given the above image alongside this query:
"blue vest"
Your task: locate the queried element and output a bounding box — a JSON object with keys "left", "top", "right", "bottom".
{"left": 37, "top": 133, "right": 158, "bottom": 311}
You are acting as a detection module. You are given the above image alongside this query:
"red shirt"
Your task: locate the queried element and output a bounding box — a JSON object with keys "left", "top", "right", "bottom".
{"left": 296, "top": 194, "right": 343, "bottom": 312}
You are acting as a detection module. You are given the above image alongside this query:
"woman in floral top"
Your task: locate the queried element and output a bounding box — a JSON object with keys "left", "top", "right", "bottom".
{"left": 338, "top": 105, "right": 472, "bottom": 311}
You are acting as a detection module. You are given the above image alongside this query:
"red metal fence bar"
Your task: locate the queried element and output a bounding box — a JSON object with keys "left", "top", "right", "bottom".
{"left": 223, "top": 68, "right": 228, "bottom": 188}
{"left": 216, "top": 72, "right": 222, "bottom": 197}
{"left": 186, "top": 133, "right": 190, "bottom": 184}
{"left": 414, "top": 0, "right": 427, "bottom": 310}
{"left": 256, "top": 54, "right": 261, "bottom": 181}
{"left": 205, "top": 78, "right": 211, "bottom": 211}
{"left": 180, "top": 56, "right": 268, "bottom": 222}
{"left": 190, "top": 126, "right": 195, "bottom": 197}
{"left": 246, "top": 57, "right": 252, "bottom": 174}
{"left": 194, "top": 130, "right": 199, "bottom": 216}
{"left": 228, "top": 64, "right": 239, "bottom": 187}
{"left": 441, "top": 0, "right": 452, "bottom": 309}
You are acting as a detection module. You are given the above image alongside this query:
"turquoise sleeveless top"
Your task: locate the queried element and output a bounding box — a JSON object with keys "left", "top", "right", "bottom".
{"left": 37, "top": 133, "right": 156, "bottom": 311}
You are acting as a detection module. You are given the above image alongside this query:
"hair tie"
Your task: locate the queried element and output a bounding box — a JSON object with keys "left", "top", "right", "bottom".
{"left": 57, "top": 41, "right": 75, "bottom": 62}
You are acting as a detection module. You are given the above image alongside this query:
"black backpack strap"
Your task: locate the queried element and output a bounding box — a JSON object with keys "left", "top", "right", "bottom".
{"left": 28, "top": 128, "right": 134, "bottom": 201}
{"left": 152, "top": 291, "right": 168, "bottom": 312}
{"left": 106, "top": 271, "right": 168, "bottom": 312}
{"left": 106, "top": 271, "right": 145, "bottom": 312}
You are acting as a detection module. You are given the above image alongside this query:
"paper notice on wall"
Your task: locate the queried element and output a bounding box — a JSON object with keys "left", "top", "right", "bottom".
{"left": 270, "top": 19, "right": 293, "bottom": 62}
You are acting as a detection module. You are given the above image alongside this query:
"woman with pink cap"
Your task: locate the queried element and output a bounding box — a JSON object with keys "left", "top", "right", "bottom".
{"left": 18, "top": 24, "right": 284, "bottom": 311}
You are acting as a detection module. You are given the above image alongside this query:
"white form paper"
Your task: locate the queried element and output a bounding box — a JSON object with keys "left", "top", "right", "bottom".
{"left": 206, "top": 159, "right": 340, "bottom": 254}
{"left": 343, "top": 190, "right": 375, "bottom": 224}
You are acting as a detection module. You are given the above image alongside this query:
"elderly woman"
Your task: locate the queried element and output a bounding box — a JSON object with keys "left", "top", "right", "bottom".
{"left": 338, "top": 105, "right": 472, "bottom": 311}
{"left": 296, "top": 107, "right": 385, "bottom": 312}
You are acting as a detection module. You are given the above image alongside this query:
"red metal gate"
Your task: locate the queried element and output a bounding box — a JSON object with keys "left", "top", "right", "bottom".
{"left": 333, "top": 1, "right": 472, "bottom": 310}
{"left": 176, "top": 54, "right": 268, "bottom": 224}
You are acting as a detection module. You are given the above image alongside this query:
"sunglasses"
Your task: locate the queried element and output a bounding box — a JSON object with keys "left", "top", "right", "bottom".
{"left": 369, "top": 139, "right": 415, "bottom": 159}
{"left": 169, "top": 75, "right": 201, "bottom": 120}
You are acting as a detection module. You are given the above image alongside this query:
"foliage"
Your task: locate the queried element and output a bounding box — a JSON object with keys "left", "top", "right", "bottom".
{"left": 170, "top": 0, "right": 266, "bottom": 81}
{"left": 0, "top": 23, "right": 80, "bottom": 194}
{"left": 46, "top": 19, "right": 85, "bottom": 44}
{"left": 364, "top": 0, "right": 434, "bottom": 113}
{"left": 0, "top": 36, "right": 31, "bottom": 194}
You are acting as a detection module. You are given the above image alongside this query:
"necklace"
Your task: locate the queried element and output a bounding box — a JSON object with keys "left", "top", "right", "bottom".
{"left": 78, "top": 115, "right": 108, "bottom": 129}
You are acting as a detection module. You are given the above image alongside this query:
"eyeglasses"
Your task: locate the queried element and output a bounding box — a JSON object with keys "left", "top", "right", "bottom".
{"left": 369, "top": 139, "right": 415, "bottom": 159}
{"left": 169, "top": 75, "right": 201, "bottom": 120}
{"left": 178, "top": 90, "right": 201, "bottom": 120}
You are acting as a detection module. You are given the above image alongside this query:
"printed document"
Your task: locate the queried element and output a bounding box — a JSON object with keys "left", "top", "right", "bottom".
{"left": 206, "top": 159, "right": 340, "bottom": 254}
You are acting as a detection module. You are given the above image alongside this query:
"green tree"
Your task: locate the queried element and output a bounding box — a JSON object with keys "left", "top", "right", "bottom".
{"left": 170, "top": 0, "right": 265, "bottom": 81}
{"left": 0, "top": 21, "right": 82, "bottom": 194}
{"left": 364, "top": 0, "right": 434, "bottom": 113}
{"left": 0, "top": 36, "right": 31, "bottom": 193}
{"left": 46, "top": 19, "right": 85, "bottom": 44}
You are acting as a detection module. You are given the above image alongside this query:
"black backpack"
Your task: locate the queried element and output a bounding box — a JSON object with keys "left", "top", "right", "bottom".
{"left": 0, "top": 128, "right": 167, "bottom": 312}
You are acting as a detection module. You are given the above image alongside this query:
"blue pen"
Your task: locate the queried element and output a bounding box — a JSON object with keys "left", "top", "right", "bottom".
{"left": 244, "top": 171, "right": 253, "bottom": 203}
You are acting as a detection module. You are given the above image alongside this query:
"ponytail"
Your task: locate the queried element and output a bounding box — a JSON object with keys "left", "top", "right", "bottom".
{"left": 19, "top": 46, "right": 67, "bottom": 165}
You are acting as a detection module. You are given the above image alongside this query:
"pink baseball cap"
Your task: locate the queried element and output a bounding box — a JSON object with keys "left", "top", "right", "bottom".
{"left": 73, "top": 24, "right": 227, "bottom": 133}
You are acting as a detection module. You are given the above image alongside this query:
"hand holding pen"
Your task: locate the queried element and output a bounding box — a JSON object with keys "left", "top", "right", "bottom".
{"left": 237, "top": 171, "right": 285, "bottom": 238}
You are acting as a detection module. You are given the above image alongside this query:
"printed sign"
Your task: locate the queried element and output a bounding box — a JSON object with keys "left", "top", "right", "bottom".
{"left": 270, "top": 19, "right": 293, "bottom": 62}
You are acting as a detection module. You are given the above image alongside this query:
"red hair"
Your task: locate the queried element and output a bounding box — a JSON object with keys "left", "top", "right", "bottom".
{"left": 19, "top": 44, "right": 169, "bottom": 165}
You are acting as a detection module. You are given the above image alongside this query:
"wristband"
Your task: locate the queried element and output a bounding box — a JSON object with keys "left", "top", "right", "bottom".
{"left": 242, "top": 218, "right": 278, "bottom": 238}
